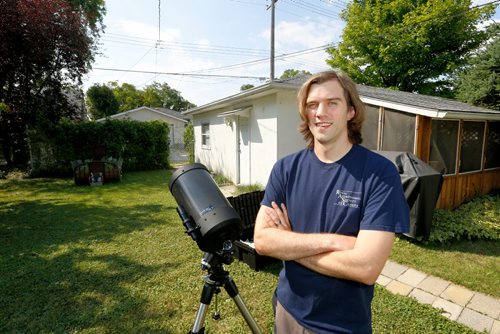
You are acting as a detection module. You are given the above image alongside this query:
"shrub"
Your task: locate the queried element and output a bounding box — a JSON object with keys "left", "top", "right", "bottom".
{"left": 428, "top": 193, "right": 500, "bottom": 244}
{"left": 29, "top": 119, "right": 170, "bottom": 176}
{"left": 235, "top": 183, "right": 264, "bottom": 195}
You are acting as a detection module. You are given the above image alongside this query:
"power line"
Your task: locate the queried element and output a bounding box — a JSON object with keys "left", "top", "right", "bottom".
{"left": 176, "top": 45, "right": 329, "bottom": 74}
{"left": 94, "top": 43, "right": 329, "bottom": 78}
{"left": 91, "top": 67, "right": 268, "bottom": 80}
{"left": 279, "top": 0, "right": 340, "bottom": 19}
{"left": 101, "top": 33, "right": 270, "bottom": 57}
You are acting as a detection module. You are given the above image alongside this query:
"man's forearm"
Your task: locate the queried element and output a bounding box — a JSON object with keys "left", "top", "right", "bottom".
{"left": 254, "top": 228, "right": 354, "bottom": 260}
{"left": 253, "top": 205, "right": 356, "bottom": 260}
{"left": 295, "top": 231, "right": 395, "bottom": 285}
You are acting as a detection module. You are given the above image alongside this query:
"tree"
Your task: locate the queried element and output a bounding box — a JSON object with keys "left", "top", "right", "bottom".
{"left": 240, "top": 84, "right": 255, "bottom": 91}
{"left": 88, "top": 81, "right": 196, "bottom": 115}
{"left": 239, "top": 69, "right": 311, "bottom": 91}
{"left": 326, "top": 0, "right": 497, "bottom": 96}
{"left": 280, "top": 69, "right": 311, "bottom": 80}
{"left": 0, "top": 0, "right": 105, "bottom": 168}
{"left": 86, "top": 84, "right": 120, "bottom": 119}
{"left": 109, "top": 82, "right": 144, "bottom": 112}
{"left": 455, "top": 28, "right": 500, "bottom": 110}
{"left": 142, "top": 82, "right": 196, "bottom": 111}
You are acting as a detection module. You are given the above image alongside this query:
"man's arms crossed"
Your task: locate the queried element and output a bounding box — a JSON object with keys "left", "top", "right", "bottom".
{"left": 253, "top": 203, "right": 394, "bottom": 285}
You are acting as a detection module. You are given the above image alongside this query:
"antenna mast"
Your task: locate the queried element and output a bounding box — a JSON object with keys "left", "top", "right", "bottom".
{"left": 268, "top": 0, "right": 277, "bottom": 82}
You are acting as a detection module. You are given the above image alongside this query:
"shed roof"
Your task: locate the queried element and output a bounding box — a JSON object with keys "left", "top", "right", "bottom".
{"left": 357, "top": 85, "right": 500, "bottom": 119}
{"left": 184, "top": 76, "right": 500, "bottom": 120}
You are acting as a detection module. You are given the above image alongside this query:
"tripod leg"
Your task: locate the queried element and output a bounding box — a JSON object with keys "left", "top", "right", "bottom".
{"left": 224, "top": 277, "right": 263, "bottom": 334}
{"left": 190, "top": 282, "right": 216, "bottom": 334}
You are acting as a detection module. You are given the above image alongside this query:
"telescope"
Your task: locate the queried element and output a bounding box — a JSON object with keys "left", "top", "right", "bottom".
{"left": 169, "top": 163, "right": 242, "bottom": 253}
{"left": 169, "top": 163, "right": 262, "bottom": 334}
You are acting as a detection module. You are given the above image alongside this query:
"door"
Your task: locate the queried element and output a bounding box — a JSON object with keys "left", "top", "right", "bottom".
{"left": 238, "top": 116, "right": 250, "bottom": 185}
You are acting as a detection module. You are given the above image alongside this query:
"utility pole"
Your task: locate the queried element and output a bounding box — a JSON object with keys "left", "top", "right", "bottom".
{"left": 268, "top": 0, "right": 277, "bottom": 82}
{"left": 155, "top": 0, "right": 161, "bottom": 81}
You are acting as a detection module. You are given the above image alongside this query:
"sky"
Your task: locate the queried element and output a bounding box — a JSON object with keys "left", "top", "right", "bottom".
{"left": 82, "top": 0, "right": 500, "bottom": 107}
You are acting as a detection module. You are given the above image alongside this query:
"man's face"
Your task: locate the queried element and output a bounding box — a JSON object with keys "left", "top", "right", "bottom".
{"left": 305, "top": 79, "right": 355, "bottom": 147}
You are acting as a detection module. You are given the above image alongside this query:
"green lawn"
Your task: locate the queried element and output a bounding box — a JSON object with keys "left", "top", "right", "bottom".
{"left": 391, "top": 238, "right": 499, "bottom": 297}
{"left": 0, "top": 170, "right": 494, "bottom": 333}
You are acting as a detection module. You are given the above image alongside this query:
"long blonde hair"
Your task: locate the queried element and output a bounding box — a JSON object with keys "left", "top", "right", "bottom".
{"left": 297, "top": 71, "right": 365, "bottom": 148}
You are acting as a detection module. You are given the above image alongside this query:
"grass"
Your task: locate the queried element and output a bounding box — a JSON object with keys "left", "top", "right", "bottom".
{"left": 391, "top": 238, "right": 499, "bottom": 297}
{"left": 0, "top": 170, "right": 495, "bottom": 333}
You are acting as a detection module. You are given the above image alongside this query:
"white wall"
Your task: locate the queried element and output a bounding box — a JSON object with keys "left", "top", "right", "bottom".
{"left": 194, "top": 109, "right": 238, "bottom": 182}
{"left": 191, "top": 88, "right": 303, "bottom": 187}
{"left": 249, "top": 95, "right": 278, "bottom": 186}
{"left": 276, "top": 90, "right": 305, "bottom": 158}
{"left": 113, "top": 109, "right": 187, "bottom": 147}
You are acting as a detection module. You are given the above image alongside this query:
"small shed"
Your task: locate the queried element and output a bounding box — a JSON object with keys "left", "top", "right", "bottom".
{"left": 96, "top": 106, "right": 191, "bottom": 149}
{"left": 184, "top": 78, "right": 500, "bottom": 210}
{"left": 358, "top": 85, "right": 500, "bottom": 209}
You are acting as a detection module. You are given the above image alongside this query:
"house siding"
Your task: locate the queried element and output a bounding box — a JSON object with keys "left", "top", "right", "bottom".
{"left": 194, "top": 109, "right": 238, "bottom": 181}
{"left": 277, "top": 90, "right": 304, "bottom": 159}
{"left": 193, "top": 92, "right": 304, "bottom": 186}
{"left": 250, "top": 95, "right": 279, "bottom": 186}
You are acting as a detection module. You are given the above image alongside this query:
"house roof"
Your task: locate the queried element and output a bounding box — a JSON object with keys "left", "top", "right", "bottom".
{"left": 183, "top": 79, "right": 300, "bottom": 115}
{"left": 184, "top": 76, "right": 500, "bottom": 120}
{"left": 357, "top": 85, "right": 500, "bottom": 120}
{"left": 96, "top": 106, "right": 191, "bottom": 122}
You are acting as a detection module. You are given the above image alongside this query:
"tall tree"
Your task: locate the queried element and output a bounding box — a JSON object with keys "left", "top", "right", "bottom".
{"left": 0, "top": 0, "right": 105, "bottom": 168}
{"left": 326, "top": 0, "right": 497, "bottom": 96}
{"left": 455, "top": 26, "right": 500, "bottom": 110}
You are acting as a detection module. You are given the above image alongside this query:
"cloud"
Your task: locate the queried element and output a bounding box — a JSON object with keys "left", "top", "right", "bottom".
{"left": 260, "top": 18, "right": 344, "bottom": 51}
{"left": 110, "top": 19, "right": 182, "bottom": 42}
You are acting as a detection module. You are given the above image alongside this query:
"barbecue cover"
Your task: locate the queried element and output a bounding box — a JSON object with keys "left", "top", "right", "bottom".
{"left": 376, "top": 151, "right": 443, "bottom": 239}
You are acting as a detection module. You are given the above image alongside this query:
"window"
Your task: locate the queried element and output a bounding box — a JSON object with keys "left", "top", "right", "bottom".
{"left": 485, "top": 121, "right": 500, "bottom": 169}
{"left": 459, "top": 121, "right": 485, "bottom": 173}
{"left": 201, "top": 123, "right": 210, "bottom": 148}
{"left": 430, "top": 120, "right": 459, "bottom": 175}
{"left": 381, "top": 109, "right": 415, "bottom": 152}
{"left": 361, "top": 104, "right": 379, "bottom": 150}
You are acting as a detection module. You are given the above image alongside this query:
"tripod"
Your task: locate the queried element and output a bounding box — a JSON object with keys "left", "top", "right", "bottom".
{"left": 189, "top": 248, "right": 262, "bottom": 334}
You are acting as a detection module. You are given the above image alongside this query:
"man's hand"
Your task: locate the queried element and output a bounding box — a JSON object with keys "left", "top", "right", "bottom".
{"left": 261, "top": 201, "right": 292, "bottom": 231}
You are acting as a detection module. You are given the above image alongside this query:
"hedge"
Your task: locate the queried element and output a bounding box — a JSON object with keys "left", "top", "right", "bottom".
{"left": 29, "top": 119, "right": 170, "bottom": 177}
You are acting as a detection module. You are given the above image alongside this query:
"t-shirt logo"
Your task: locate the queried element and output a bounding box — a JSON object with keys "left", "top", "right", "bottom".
{"left": 335, "top": 190, "right": 361, "bottom": 208}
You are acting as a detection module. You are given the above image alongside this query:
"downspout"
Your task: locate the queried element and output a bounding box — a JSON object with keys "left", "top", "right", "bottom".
{"left": 236, "top": 116, "right": 241, "bottom": 185}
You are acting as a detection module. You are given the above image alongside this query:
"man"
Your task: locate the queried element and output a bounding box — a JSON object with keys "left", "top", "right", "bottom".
{"left": 254, "top": 71, "right": 410, "bottom": 333}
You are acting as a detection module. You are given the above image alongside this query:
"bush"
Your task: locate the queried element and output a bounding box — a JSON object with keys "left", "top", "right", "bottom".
{"left": 235, "top": 183, "right": 264, "bottom": 195}
{"left": 183, "top": 123, "right": 194, "bottom": 163}
{"left": 29, "top": 119, "right": 170, "bottom": 176}
{"left": 428, "top": 193, "right": 500, "bottom": 244}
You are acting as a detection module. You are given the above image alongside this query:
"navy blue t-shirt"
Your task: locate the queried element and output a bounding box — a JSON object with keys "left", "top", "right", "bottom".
{"left": 262, "top": 145, "right": 410, "bottom": 334}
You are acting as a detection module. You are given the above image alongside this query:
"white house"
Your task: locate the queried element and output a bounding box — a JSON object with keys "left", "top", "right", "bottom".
{"left": 183, "top": 77, "right": 500, "bottom": 209}
{"left": 183, "top": 80, "right": 305, "bottom": 186}
{"left": 96, "top": 106, "right": 191, "bottom": 148}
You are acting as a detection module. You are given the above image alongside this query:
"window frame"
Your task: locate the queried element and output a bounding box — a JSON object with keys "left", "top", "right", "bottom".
{"left": 485, "top": 121, "right": 500, "bottom": 171}
{"left": 429, "top": 119, "right": 460, "bottom": 176}
{"left": 458, "top": 120, "right": 486, "bottom": 174}
{"left": 201, "top": 122, "right": 210, "bottom": 149}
